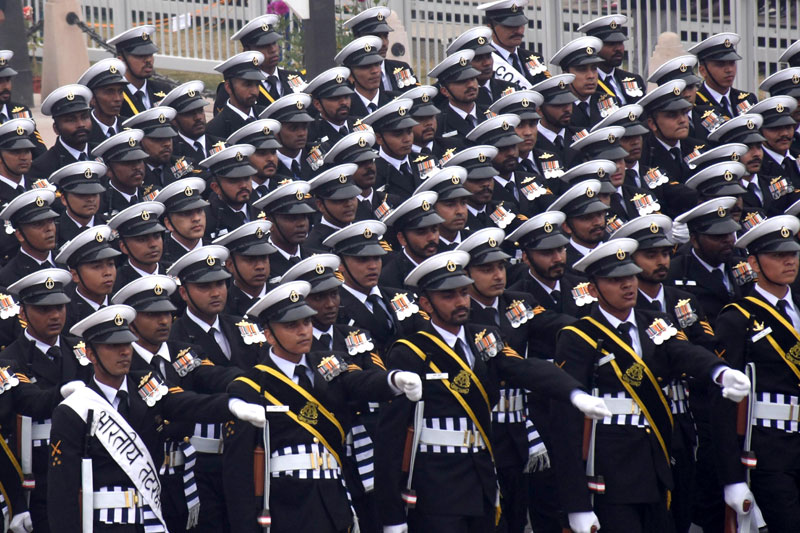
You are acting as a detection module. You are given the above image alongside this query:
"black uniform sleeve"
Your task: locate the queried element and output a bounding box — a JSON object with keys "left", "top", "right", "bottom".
{"left": 710, "top": 307, "right": 748, "bottom": 486}
{"left": 495, "top": 345, "right": 582, "bottom": 403}
{"left": 374, "top": 343, "right": 421, "bottom": 527}
{"left": 47, "top": 404, "right": 85, "bottom": 533}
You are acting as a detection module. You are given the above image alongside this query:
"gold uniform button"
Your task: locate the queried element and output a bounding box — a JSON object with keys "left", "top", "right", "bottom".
{"left": 313, "top": 437, "right": 319, "bottom": 443}
{"left": 645, "top": 428, "right": 651, "bottom": 434}
{"left": 657, "top": 377, "right": 663, "bottom": 382}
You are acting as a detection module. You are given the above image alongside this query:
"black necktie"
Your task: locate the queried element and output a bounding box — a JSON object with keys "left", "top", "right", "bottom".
{"left": 625, "top": 168, "right": 640, "bottom": 188}
{"left": 78, "top": 153, "right": 89, "bottom": 161}
{"left": 777, "top": 299, "right": 793, "bottom": 325}
{"left": 267, "top": 75, "right": 280, "bottom": 100}
{"left": 712, "top": 268, "right": 733, "bottom": 297}
{"left": 467, "top": 114, "right": 478, "bottom": 130}
{"left": 294, "top": 365, "right": 313, "bottom": 392}
{"left": 399, "top": 162, "right": 412, "bottom": 177}
{"left": 338, "top": 126, "right": 348, "bottom": 136}
{"left": 419, "top": 146, "right": 432, "bottom": 157}
{"left": 487, "top": 307, "right": 500, "bottom": 326}
{"left": 550, "top": 290, "right": 561, "bottom": 308}
{"left": 509, "top": 52, "right": 524, "bottom": 75}
{"left": 193, "top": 141, "right": 204, "bottom": 156}
{"left": 107, "top": 126, "right": 116, "bottom": 137}
{"left": 578, "top": 101, "right": 590, "bottom": 117}
{"left": 367, "top": 102, "right": 378, "bottom": 113}
{"left": 287, "top": 255, "right": 302, "bottom": 266}
{"left": 255, "top": 184, "right": 269, "bottom": 198}
{"left": 46, "top": 346, "right": 61, "bottom": 361}
{"left": 783, "top": 156, "right": 797, "bottom": 177}
{"left": 554, "top": 135, "right": 564, "bottom": 152}
{"left": 453, "top": 339, "right": 470, "bottom": 366}
{"left": 720, "top": 95, "right": 732, "bottom": 117}
{"left": 134, "top": 90, "right": 146, "bottom": 110}
{"left": 520, "top": 158, "right": 536, "bottom": 173}
{"left": 669, "top": 147, "right": 682, "bottom": 161}
{"left": 291, "top": 160, "right": 301, "bottom": 178}
{"left": 0, "top": 112, "right": 7, "bottom": 123}
{"left": 116, "top": 390, "right": 130, "bottom": 420}
{"left": 746, "top": 180, "right": 763, "bottom": 206}
{"left": 367, "top": 293, "right": 395, "bottom": 338}
{"left": 617, "top": 322, "right": 633, "bottom": 346}
{"left": 318, "top": 333, "right": 332, "bottom": 350}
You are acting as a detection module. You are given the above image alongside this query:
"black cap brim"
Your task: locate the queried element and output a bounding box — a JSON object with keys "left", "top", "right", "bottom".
{"left": 491, "top": 13, "right": 528, "bottom": 27}
{"left": 338, "top": 241, "right": 387, "bottom": 256}
{"left": 18, "top": 208, "right": 59, "bottom": 225}
{"left": 63, "top": 182, "right": 107, "bottom": 195}
{"left": 702, "top": 51, "right": 742, "bottom": 61}
{"left": 735, "top": 132, "right": 768, "bottom": 144}
{"left": 691, "top": 218, "right": 741, "bottom": 235}
{"left": 112, "top": 148, "right": 149, "bottom": 162}
{"left": 136, "top": 299, "right": 178, "bottom": 312}
{"left": 524, "top": 233, "right": 570, "bottom": 250}
{"left": 79, "top": 247, "right": 122, "bottom": 264}
{"left": 700, "top": 183, "right": 747, "bottom": 197}
{"left": 598, "top": 181, "right": 617, "bottom": 194}
{"left": 753, "top": 239, "right": 800, "bottom": 253}
{"left": 168, "top": 198, "right": 210, "bottom": 212}
{"left": 763, "top": 116, "right": 798, "bottom": 129}
{"left": 187, "top": 269, "right": 232, "bottom": 283}
{"left": 95, "top": 329, "right": 140, "bottom": 344}
{"left": 568, "top": 198, "right": 609, "bottom": 217}
{"left": 235, "top": 242, "right": 277, "bottom": 256}
{"left": 425, "top": 273, "right": 474, "bottom": 291}
{"left": 26, "top": 292, "right": 72, "bottom": 306}
{"left": 318, "top": 86, "right": 355, "bottom": 99}
{"left": 470, "top": 249, "right": 511, "bottom": 265}
{"left": 0, "top": 138, "right": 36, "bottom": 150}
{"left": 659, "top": 99, "right": 693, "bottom": 112}
{"left": 465, "top": 166, "right": 499, "bottom": 180}
{"left": 323, "top": 184, "right": 362, "bottom": 200}
{"left": 125, "top": 42, "right": 159, "bottom": 56}
{"left": 121, "top": 222, "right": 166, "bottom": 238}
{"left": 445, "top": 67, "right": 481, "bottom": 83}
{"left": 177, "top": 100, "right": 208, "bottom": 114}
{"left": 544, "top": 92, "right": 576, "bottom": 106}
{"left": 588, "top": 146, "right": 629, "bottom": 160}
{"left": 411, "top": 104, "right": 441, "bottom": 118}
{"left": 144, "top": 125, "right": 178, "bottom": 138}
{"left": 623, "top": 124, "right": 650, "bottom": 136}
{"left": 593, "top": 262, "right": 642, "bottom": 278}
{"left": 636, "top": 237, "right": 674, "bottom": 249}
{"left": 267, "top": 302, "right": 317, "bottom": 323}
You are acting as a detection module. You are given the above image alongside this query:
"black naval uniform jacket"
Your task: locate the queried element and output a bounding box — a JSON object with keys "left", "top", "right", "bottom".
{"left": 640, "top": 134, "right": 706, "bottom": 185}
{"left": 694, "top": 84, "right": 758, "bottom": 120}
{"left": 223, "top": 350, "right": 397, "bottom": 533}
{"left": 204, "top": 193, "right": 259, "bottom": 241}
{"left": 0, "top": 250, "right": 57, "bottom": 284}
{"left": 667, "top": 251, "right": 751, "bottom": 327}
{"left": 378, "top": 250, "right": 417, "bottom": 290}
{"left": 712, "top": 292, "right": 800, "bottom": 487}
{"left": 47, "top": 373, "right": 230, "bottom": 532}
{"left": 336, "top": 284, "right": 428, "bottom": 354}
{"left": 348, "top": 90, "right": 392, "bottom": 119}
{"left": 212, "top": 68, "right": 303, "bottom": 115}
{"left": 549, "top": 307, "right": 725, "bottom": 513}
{"left": 374, "top": 322, "right": 580, "bottom": 525}
{"left": 508, "top": 270, "right": 589, "bottom": 319}
{"left": 205, "top": 103, "right": 265, "bottom": 140}
{"left": 0, "top": 101, "right": 47, "bottom": 158}
{"left": 596, "top": 67, "right": 646, "bottom": 105}
{"left": 63, "top": 288, "right": 107, "bottom": 335}
{"left": 172, "top": 133, "right": 226, "bottom": 166}
{"left": 437, "top": 102, "right": 489, "bottom": 140}
{"left": 168, "top": 312, "right": 263, "bottom": 370}
{"left": 56, "top": 212, "right": 107, "bottom": 250}
{"left": 119, "top": 78, "right": 171, "bottom": 119}
{"left": 224, "top": 282, "right": 264, "bottom": 318}
{"left": 29, "top": 139, "right": 93, "bottom": 182}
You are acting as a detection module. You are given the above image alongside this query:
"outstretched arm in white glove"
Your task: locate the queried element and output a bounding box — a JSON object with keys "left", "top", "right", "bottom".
{"left": 568, "top": 511, "right": 600, "bottom": 533}
{"left": 9, "top": 511, "right": 32, "bottom": 533}
{"left": 391, "top": 371, "right": 422, "bottom": 402}
{"left": 724, "top": 482, "right": 754, "bottom": 515}
{"left": 571, "top": 391, "right": 612, "bottom": 420}
{"left": 228, "top": 398, "right": 266, "bottom": 428}
{"left": 719, "top": 369, "right": 751, "bottom": 402}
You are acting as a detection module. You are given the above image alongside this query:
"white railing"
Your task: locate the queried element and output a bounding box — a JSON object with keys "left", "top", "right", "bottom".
{"left": 23, "top": 0, "right": 800, "bottom": 88}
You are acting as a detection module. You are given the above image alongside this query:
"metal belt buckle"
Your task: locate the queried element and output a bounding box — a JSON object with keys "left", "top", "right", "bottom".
{"left": 124, "top": 490, "right": 139, "bottom": 509}
{"left": 630, "top": 402, "right": 641, "bottom": 415}
{"left": 463, "top": 429, "right": 475, "bottom": 447}
{"left": 791, "top": 404, "right": 800, "bottom": 422}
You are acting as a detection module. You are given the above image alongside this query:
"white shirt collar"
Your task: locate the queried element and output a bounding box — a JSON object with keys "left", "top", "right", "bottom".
{"left": 128, "top": 259, "right": 159, "bottom": 278}
{"left": 531, "top": 271, "right": 560, "bottom": 295}
{"left": 598, "top": 306, "right": 637, "bottom": 330}
{"left": 76, "top": 288, "right": 108, "bottom": 311}
{"left": 269, "top": 236, "right": 301, "bottom": 261}
{"left": 656, "top": 136, "right": 680, "bottom": 152}
{"left": 171, "top": 234, "right": 202, "bottom": 253}
{"left": 93, "top": 375, "right": 129, "bottom": 405}
{"left": 111, "top": 183, "right": 138, "bottom": 202}
{"left": 342, "top": 283, "right": 381, "bottom": 304}
{"left": 537, "top": 124, "right": 563, "bottom": 144}
{"left": 186, "top": 308, "right": 221, "bottom": 333}
{"left": 639, "top": 285, "right": 666, "bottom": 309}
{"left": 58, "top": 137, "right": 89, "bottom": 160}
{"left": 132, "top": 341, "right": 171, "bottom": 366}
{"left": 20, "top": 247, "right": 54, "bottom": 266}
{"left": 448, "top": 101, "right": 477, "bottom": 121}
{"left": 379, "top": 146, "right": 410, "bottom": 172}
{"left": 226, "top": 100, "right": 254, "bottom": 120}
{"left": 703, "top": 82, "right": 731, "bottom": 105}
{"left": 179, "top": 132, "right": 205, "bottom": 150}
{"left": 439, "top": 231, "right": 462, "bottom": 246}
{"left": 430, "top": 321, "right": 473, "bottom": 366}
{"left": 91, "top": 110, "right": 118, "bottom": 136}
{"left": 127, "top": 79, "right": 150, "bottom": 107}
{"left": 356, "top": 89, "right": 380, "bottom": 109}
{"left": 276, "top": 150, "right": 302, "bottom": 170}
{"left": 0, "top": 173, "right": 23, "bottom": 190}
{"left": 268, "top": 348, "right": 312, "bottom": 382}
{"left": 691, "top": 248, "right": 723, "bottom": 273}
{"left": 24, "top": 330, "right": 60, "bottom": 355}
{"left": 753, "top": 283, "right": 794, "bottom": 310}
{"left": 762, "top": 144, "right": 791, "bottom": 163}
{"left": 313, "top": 325, "right": 334, "bottom": 339}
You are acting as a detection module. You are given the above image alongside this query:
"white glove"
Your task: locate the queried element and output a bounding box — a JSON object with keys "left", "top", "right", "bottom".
{"left": 383, "top": 524, "right": 408, "bottom": 533}
{"left": 9, "top": 511, "right": 32, "bottom": 533}
{"left": 721, "top": 369, "right": 751, "bottom": 402}
{"left": 571, "top": 391, "right": 612, "bottom": 420}
{"left": 228, "top": 398, "right": 266, "bottom": 428}
{"left": 60, "top": 380, "right": 86, "bottom": 398}
{"left": 393, "top": 371, "right": 422, "bottom": 402}
{"left": 567, "top": 511, "right": 600, "bottom": 533}
{"left": 724, "top": 482, "right": 754, "bottom": 515}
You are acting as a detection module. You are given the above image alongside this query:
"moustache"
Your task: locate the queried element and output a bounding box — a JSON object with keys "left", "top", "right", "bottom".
{"left": 0, "top": 90, "right": 10, "bottom": 97}
{"left": 551, "top": 262, "right": 566, "bottom": 271}
{"left": 654, "top": 266, "right": 669, "bottom": 275}
{"left": 778, "top": 136, "right": 793, "bottom": 143}
{"left": 453, "top": 306, "right": 470, "bottom": 315}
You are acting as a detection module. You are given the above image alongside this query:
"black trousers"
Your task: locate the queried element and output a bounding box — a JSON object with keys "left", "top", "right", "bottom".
{"left": 496, "top": 465, "right": 527, "bottom": 533}
{"left": 594, "top": 499, "right": 674, "bottom": 533}
{"left": 751, "top": 468, "right": 800, "bottom": 533}
{"left": 193, "top": 454, "right": 230, "bottom": 533}
{"left": 527, "top": 469, "right": 563, "bottom": 533}
{"left": 408, "top": 500, "right": 494, "bottom": 533}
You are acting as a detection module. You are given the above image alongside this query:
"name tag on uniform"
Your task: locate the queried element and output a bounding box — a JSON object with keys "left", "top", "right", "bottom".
{"left": 266, "top": 405, "right": 289, "bottom": 413}
{"left": 426, "top": 372, "right": 448, "bottom": 381}
{"left": 751, "top": 327, "right": 772, "bottom": 343}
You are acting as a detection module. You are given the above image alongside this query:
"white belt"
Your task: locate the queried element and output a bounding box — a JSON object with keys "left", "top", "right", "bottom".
{"left": 93, "top": 489, "right": 143, "bottom": 509}
{"left": 494, "top": 394, "right": 524, "bottom": 413}
{"left": 163, "top": 449, "right": 185, "bottom": 467}
{"left": 31, "top": 422, "right": 51, "bottom": 441}
{"left": 189, "top": 436, "right": 223, "bottom": 454}
{"left": 753, "top": 401, "right": 800, "bottom": 422}
{"left": 603, "top": 398, "right": 641, "bottom": 416}
{"left": 418, "top": 427, "right": 487, "bottom": 449}
{"left": 270, "top": 451, "right": 339, "bottom": 473}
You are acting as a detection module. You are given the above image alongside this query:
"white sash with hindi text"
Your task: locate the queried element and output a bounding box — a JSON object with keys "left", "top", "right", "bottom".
{"left": 61, "top": 386, "right": 167, "bottom": 530}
